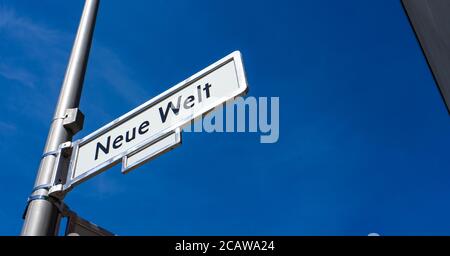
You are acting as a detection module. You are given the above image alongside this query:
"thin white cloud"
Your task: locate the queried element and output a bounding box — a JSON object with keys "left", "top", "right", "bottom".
{"left": 0, "top": 62, "right": 36, "bottom": 88}
{"left": 0, "top": 121, "right": 17, "bottom": 133}
{"left": 93, "top": 47, "right": 149, "bottom": 105}
{"left": 0, "top": 5, "right": 148, "bottom": 195}
{"left": 0, "top": 7, "right": 65, "bottom": 45}
{"left": 0, "top": 6, "right": 68, "bottom": 121}
{"left": 0, "top": 5, "right": 147, "bottom": 122}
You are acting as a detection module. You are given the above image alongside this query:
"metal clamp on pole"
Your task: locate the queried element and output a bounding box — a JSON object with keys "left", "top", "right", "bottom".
{"left": 22, "top": 140, "right": 74, "bottom": 219}
{"left": 22, "top": 185, "right": 70, "bottom": 219}
{"left": 63, "top": 108, "right": 84, "bottom": 135}
{"left": 31, "top": 184, "right": 53, "bottom": 193}
{"left": 41, "top": 150, "right": 60, "bottom": 159}
{"left": 23, "top": 196, "right": 70, "bottom": 219}
{"left": 47, "top": 141, "right": 73, "bottom": 199}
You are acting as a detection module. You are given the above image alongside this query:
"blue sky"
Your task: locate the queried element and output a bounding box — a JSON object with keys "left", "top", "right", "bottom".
{"left": 0, "top": 0, "right": 449, "bottom": 235}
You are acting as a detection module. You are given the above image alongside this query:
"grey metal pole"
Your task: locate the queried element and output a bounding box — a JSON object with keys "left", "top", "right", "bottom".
{"left": 21, "top": 0, "right": 100, "bottom": 236}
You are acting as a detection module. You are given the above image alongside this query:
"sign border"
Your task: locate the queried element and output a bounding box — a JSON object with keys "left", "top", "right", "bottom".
{"left": 121, "top": 127, "right": 182, "bottom": 174}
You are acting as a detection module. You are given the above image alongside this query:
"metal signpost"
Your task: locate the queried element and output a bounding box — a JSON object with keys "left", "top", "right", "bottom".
{"left": 21, "top": 0, "right": 100, "bottom": 236}
{"left": 21, "top": 0, "right": 248, "bottom": 236}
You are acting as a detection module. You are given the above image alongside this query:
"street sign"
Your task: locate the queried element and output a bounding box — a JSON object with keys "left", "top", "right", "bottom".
{"left": 65, "top": 211, "right": 115, "bottom": 236}
{"left": 60, "top": 51, "right": 248, "bottom": 191}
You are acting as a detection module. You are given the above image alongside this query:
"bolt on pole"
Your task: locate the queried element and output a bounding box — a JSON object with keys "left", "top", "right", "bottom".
{"left": 21, "top": 0, "right": 100, "bottom": 236}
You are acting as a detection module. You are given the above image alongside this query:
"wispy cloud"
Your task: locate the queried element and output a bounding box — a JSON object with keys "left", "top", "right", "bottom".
{"left": 0, "top": 5, "right": 146, "bottom": 122}
{"left": 0, "top": 121, "right": 17, "bottom": 154}
{"left": 0, "top": 7, "right": 64, "bottom": 44}
{"left": 0, "top": 62, "right": 36, "bottom": 88}
{"left": 93, "top": 47, "right": 149, "bottom": 105}
{"left": 0, "top": 5, "right": 147, "bottom": 195}
{"left": 0, "top": 6, "right": 69, "bottom": 122}
{"left": 0, "top": 121, "right": 17, "bottom": 133}
{"left": 0, "top": 6, "right": 70, "bottom": 84}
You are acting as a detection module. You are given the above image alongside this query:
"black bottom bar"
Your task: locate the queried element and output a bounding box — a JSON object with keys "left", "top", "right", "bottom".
{"left": 1, "top": 236, "right": 449, "bottom": 254}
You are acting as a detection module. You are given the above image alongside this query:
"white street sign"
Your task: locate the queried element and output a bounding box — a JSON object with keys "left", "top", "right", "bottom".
{"left": 62, "top": 51, "right": 248, "bottom": 191}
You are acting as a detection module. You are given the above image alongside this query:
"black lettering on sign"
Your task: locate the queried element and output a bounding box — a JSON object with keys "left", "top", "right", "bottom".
{"left": 159, "top": 96, "right": 181, "bottom": 123}
{"left": 95, "top": 136, "right": 110, "bottom": 161}
{"left": 126, "top": 128, "right": 136, "bottom": 142}
{"left": 203, "top": 83, "right": 211, "bottom": 98}
{"left": 158, "top": 83, "right": 212, "bottom": 123}
{"left": 183, "top": 96, "right": 195, "bottom": 109}
{"left": 139, "top": 121, "right": 150, "bottom": 134}
{"left": 93, "top": 120, "right": 151, "bottom": 161}
{"left": 113, "top": 135, "right": 123, "bottom": 149}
